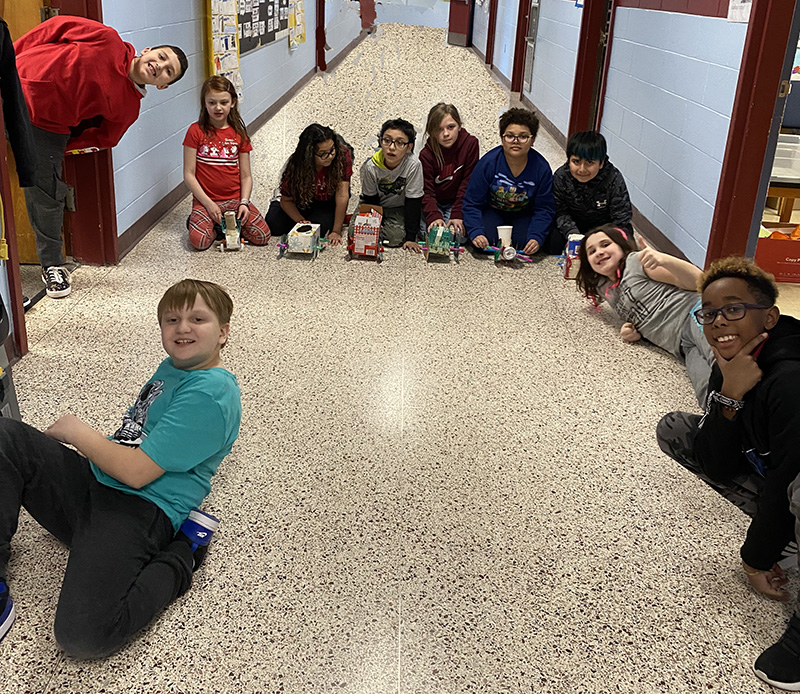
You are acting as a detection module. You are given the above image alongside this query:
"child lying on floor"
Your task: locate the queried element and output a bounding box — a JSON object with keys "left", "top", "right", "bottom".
{"left": 576, "top": 225, "right": 714, "bottom": 406}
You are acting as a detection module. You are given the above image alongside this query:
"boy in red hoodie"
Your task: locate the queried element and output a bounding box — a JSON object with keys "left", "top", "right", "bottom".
{"left": 14, "top": 15, "right": 187, "bottom": 299}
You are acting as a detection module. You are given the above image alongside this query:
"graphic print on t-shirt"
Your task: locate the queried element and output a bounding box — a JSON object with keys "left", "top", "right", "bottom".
{"left": 615, "top": 283, "right": 650, "bottom": 328}
{"left": 378, "top": 176, "right": 407, "bottom": 197}
{"left": 489, "top": 173, "right": 535, "bottom": 212}
{"left": 112, "top": 380, "right": 164, "bottom": 447}
{"left": 197, "top": 137, "right": 240, "bottom": 167}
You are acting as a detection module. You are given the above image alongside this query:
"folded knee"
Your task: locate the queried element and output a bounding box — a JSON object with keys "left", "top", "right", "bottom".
{"left": 54, "top": 614, "right": 120, "bottom": 660}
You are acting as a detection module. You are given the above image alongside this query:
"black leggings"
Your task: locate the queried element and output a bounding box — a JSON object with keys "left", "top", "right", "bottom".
{"left": 265, "top": 198, "right": 338, "bottom": 237}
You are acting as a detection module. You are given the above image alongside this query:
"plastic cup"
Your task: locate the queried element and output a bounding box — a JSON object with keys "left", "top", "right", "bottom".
{"left": 497, "top": 225, "right": 513, "bottom": 247}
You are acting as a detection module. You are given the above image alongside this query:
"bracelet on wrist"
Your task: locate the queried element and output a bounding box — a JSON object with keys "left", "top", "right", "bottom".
{"left": 708, "top": 390, "right": 745, "bottom": 412}
{"left": 239, "top": 199, "right": 249, "bottom": 206}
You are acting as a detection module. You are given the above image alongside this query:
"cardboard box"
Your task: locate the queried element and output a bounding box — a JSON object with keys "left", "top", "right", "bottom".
{"left": 755, "top": 223, "right": 800, "bottom": 283}
{"left": 352, "top": 204, "right": 382, "bottom": 257}
{"left": 288, "top": 222, "right": 321, "bottom": 254}
{"left": 562, "top": 233, "right": 583, "bottom": 280}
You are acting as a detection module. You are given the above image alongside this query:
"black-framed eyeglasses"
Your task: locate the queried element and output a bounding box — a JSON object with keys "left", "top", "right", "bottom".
{"left": 693, "top": 302, "right": 770, "bottom": 325}
{"left": 502, "top": 133, "right": 531, "bottom": 144}
{"left": 315, "top": 146, "right": 336, "bottom": 159}
{"left": 379, "top": 136, "right": 410, "bottom": 148}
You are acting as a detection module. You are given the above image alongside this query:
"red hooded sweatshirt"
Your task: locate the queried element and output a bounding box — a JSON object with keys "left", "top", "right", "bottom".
{"left": 419, "top": 127, "right": 480, "bottom": 226}
{"left": 15, "top": 16, "right": 143, "bottom": 150}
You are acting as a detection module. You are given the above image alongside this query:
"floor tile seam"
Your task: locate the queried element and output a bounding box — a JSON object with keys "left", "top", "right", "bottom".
{"left": 39, "top": 652, "right": 66, "bottom": 694}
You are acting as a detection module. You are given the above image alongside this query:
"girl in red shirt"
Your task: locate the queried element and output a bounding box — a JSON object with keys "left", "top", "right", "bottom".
{"left": 183, "top": 76, "right": 270, "bottom": 249}
{"left": 266, "top": 123, "right": 352, "bottom": 245}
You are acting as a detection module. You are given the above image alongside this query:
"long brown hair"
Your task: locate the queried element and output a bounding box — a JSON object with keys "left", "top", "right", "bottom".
{"left": 424, "top": 103, "right": 462, "bottom": 167}
{"left": 575, "top": 225, "right": 637, "bottom": 304}
{"left": 198, "top": 75, "right": 248, "bottom": 146}
{"left": 283, "top": 124, "right": 349, "bottom": 209}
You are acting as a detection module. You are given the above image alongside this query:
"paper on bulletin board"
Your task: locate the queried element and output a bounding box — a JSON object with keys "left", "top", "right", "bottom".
{"left": 288, "top": 0, "right": 306, "bottom": 50}
{"left": 727, "top": 0, "right": 751, "bottom": 23}
{"left": 208, "top": 0, "right": 244, "bottom": 100}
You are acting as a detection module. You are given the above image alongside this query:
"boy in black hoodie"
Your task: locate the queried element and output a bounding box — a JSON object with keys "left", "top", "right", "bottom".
{"left": 656, "top": 257, "right": 800, "bottom": 690}
{"left": 552, "top": 131, "right": 632, "bottom": 252}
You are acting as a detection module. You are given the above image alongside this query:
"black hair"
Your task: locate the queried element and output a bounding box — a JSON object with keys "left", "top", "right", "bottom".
{"left": 151, "top": 44, "right": 189, "bottom": 84}
{"left": 379, "top": 118, "right": 416, "bottom": 151}
{"left": 566, "top": 131, "right": 607, "bottom": 163}
{"left": 700, "top": 256, "right": 779, "bottom": 306}
{"left": 498, "top": 108, "right": 539, "bottom": 140}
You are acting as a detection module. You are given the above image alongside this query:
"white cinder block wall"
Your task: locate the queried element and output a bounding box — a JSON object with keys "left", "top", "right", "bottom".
{"left": 325, "top": 0, "right": 363, "bottom": 60}
{"left": 105, "top": 0, "right": 361, "bottom": 239}
{"left": 492, "top": 0, "right": 518, "bottom": 81}
{"left": 376, "top": 1, "right": 449, "bottom": 29}
{"left": 602, "top": 8, "right": 747, "bottom": 266}
{"left": 523, "top": 0, "right": 582, "bottom": 138}
{"left": 106, "top": 0, "right": 205, "bottom": 238}
{"left": 472, "top": 1, "right": 490, "bottom": 58}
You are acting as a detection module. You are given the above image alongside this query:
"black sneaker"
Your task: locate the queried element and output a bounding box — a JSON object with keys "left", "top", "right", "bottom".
{"left": 754, "top": 615, "right": 800, "bottom": 691}
{"left": 41, "top": 266, "right": 71, "bottom": 298}
{"left": 0, "top": 580, "right": 15, "bottom": 644}
{"left": 176, "top": 509, "right": 220, "bottom": 571}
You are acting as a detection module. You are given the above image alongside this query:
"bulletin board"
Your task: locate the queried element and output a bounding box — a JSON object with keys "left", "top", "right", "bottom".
{"left": 207, "top": 0, "right": 244, "bottom": 99}
{"left": 238, "top": 0, "right": 291, "bottom": 54}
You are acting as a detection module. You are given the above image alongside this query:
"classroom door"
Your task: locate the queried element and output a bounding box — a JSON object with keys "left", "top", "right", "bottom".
{"left": 3, "top": 0, "right": 44, "bottom": 265}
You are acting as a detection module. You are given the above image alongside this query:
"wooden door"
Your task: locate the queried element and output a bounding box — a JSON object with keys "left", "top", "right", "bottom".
{"left": 3, "top": 0, "right": 45, "bottom": 264}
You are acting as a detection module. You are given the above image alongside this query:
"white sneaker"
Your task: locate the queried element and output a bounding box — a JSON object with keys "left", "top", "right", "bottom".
{"left": 41, "top": 266, "right": 71, "bottom": 298}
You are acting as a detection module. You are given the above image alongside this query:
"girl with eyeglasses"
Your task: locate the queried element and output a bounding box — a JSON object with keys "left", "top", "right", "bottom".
{"left": 461, "top": 107, "right": 555, "bottom": 255}
{"left": 419, "top": 103, "right": 480, "bottom": 240}
{"left": 183, "top": 75, "right": 271, "bottom": 250}
{"left": 576, "top": 224, "right": 714, "bottom": 406}
{"left": 266, "top": 123, "right": 353, "bottom": 245}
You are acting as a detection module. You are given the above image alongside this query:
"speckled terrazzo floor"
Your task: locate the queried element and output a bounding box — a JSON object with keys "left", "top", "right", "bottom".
{"left": 2, "top": 24, "right": 795, "bottom": 694}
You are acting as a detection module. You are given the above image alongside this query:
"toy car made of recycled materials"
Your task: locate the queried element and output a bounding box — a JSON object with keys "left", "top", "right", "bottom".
{"left": 347, "top": 205, "right": 384, "bottom": 263}
{"left": 483, "top": 244, "right": 533, "bottom": 263}
{"left": 215, "top": 210, "right": 243, "bottom": 252}
{"left": 418, "top": 225, "right": 465, "bottom": 263}
{"left": 277, "top": 222, "right": 328, "bottom": 260}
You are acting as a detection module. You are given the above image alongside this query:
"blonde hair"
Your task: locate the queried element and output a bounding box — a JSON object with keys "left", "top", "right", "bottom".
{"left": 158, "top": 279, "right": 234, "bottom": 326}
{"left": 424, "top": 103, "right": 463, "bottom": 166}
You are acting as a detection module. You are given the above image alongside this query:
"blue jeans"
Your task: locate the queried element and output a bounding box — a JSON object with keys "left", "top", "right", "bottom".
{"left": 0, "top": 418, "right": 193, "bottom": 658}
{"left": 420, "top": 202, "right": 454, "bottom": 237}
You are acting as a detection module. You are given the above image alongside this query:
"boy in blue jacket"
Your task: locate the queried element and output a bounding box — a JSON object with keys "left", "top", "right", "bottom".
{"left": 0, "top": 279, "right": 241, "bottom": 658}
{"left": 462, "top": 108, "right": 555, "bottom": 255}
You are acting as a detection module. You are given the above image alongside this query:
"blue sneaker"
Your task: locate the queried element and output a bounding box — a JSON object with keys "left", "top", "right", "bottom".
{"left": 177, "top": 509, "right": 220, "bottom": 571}
{"left": 0, "top": 581, "right": 15, "bottom": 644}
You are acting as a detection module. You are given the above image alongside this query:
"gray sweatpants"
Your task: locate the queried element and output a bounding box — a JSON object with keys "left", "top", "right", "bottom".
{"left": 23, "top": 126, "right": 71, "bottom": 268}
{"left": 679, "top": 313, "right": 715, "bottom": 408}
{"left": 656, "top": 410, "right": 762, "bottom": 516}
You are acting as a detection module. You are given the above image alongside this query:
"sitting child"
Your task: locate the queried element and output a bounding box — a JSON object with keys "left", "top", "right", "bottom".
{"left": 183, "top": 75, "right": 271, "bottom": 250}
{"left": 552, "top": 130, "right": 632, "bottom": 250}
{"left": 0, "top": 279, "right": 241, "bottom": 658}
{"left": 653, "top": 258, "right": 800, "bottom": 690}
{"left": 576, "top": 225, "right": 713, "bottom": 406}
{"left": 266, "top": 123, "right": 353, "bottom": 245}
{"left": 461, "top": 107, "right": 555, "bottom": 255}
{"left": 350, "top": 118, "right": 424, "bottom": 252}
{"left": 419, "top": 103, "right": 480, "bottom": 240}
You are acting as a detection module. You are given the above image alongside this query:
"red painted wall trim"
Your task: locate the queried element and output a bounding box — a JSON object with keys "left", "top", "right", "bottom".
{"left": 485, "top": 0, "right": 499, "bottom": 66}
{"left": 706, "top": 0, "right": 794, "bottom": 264}
{"left": 568, "top": 0, "right": 610, "bottom": 135}
{"left": 510, "top": 0, "right": 530, "bottom": 91}
{"left": 316, "top": 0, "right": 327, "bottom": 70}
{"left": 615, "top": 0, "right": 728, "bottom": 18}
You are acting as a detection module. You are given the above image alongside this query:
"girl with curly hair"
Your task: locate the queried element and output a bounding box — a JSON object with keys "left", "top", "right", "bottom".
{"left": 183, "top": 75, "right": 271, "bottom": 250}
{"left": 266, "top": 124, "right": 353, "bottom": 245}
{"left": 576, "top": 224, "right": 713, "bottom": 405}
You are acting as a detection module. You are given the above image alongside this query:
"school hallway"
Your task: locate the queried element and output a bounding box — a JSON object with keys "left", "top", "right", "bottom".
{"left": 4, "top": 24, "right": 798, "bottom": 694}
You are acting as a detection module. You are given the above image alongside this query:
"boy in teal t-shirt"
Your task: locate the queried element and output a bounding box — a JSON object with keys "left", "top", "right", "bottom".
{"left": 0, "top": 279, "right": 241, "bottom": 658}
